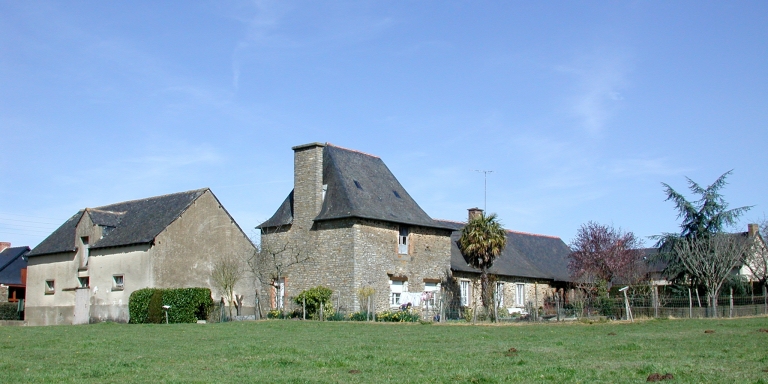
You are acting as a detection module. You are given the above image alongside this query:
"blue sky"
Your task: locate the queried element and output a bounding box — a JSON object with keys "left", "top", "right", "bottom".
{"left": 1, "top": 1, "right": 766, "bottom": 248}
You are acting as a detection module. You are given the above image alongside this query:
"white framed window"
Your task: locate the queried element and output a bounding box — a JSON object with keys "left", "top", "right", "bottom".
{"left": 45, "top": 279, "right": 55, "bottom": 294}
{"left": 113, "top": 275, "right": 124, "bottom": 290}
{"left": 460, "top": 280, "right": 470, "bottom": 307}
{"left": 79, "top": 236, "right": 90, "bottom": 269}
{"left": 398, "top": 227, "right": 409, "bottom": 254}
{"left": 515, "top": 283, "right": 525, "bottom": 307}
{"left": 275, "top": 278, "right": 285, "bottom": 309}
{"left": 423, "top": 282, "right": 439, "bottom": 307}
{"left": 78, "top": 276, "right": 89, "bottom": 288}
{"left": 390, "top": 280, "right": 405, "bottom": 306}
{"left": 495, "top": 282, "right": 504, "bottom": 307}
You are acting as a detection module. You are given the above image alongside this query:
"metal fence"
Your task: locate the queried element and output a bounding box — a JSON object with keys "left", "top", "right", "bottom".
{"left": 233, "top": 289, "right": 768, "bottom": 323}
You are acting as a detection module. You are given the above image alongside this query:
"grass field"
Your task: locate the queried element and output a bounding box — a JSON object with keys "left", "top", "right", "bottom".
{"left": 2, "top": 317, "right": 768, "bottom": 383}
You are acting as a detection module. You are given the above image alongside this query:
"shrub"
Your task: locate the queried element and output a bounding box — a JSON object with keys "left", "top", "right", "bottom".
{"left": 267, "top": 309, "right": 282, "bottom": 319}
{"left": 294, "top": 286, "right": 333, "bottom": 319}
{"left": 128, "top": 288, "right": 155, "bottom": 324}
{"left": 377, "top": 308, "right": 420, "bottom": 322}
{"left": 348, "top": 311, "right": 371, "bottom": 321}
{"left": 0, "top": 302, "right": 19, "bottom": 320}
{"left": 129, "top": 287, "right": 213, "bottom": 324}
{"left": 147, "top": 290, "right": 164, "bottom": 324}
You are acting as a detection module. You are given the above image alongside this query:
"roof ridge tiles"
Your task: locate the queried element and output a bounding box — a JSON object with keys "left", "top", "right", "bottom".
{"left": 93, "top": 188, "right": 208, "bottom": 209}
{"left": 325, "top": 143, "right": 380, "bottom": 158}
{"left": 434, "top": 219, "right": 467, "bottom": 225}
{"left": 506, "top": 229, "right": 561, "bottom": 239}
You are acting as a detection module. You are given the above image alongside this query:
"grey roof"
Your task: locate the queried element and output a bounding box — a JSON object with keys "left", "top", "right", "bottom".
{"left": 0, "top": 246, "right": 30, "bottom": 285}
{"left": 257, "top": 191, "right": 293, "bottom": 229}
{"left": 259, "top": 144, "right": 453, "bottom": 230}
{"left": 441, "top": 220, "right": 572, "bottom": 282}
{"left": 28, "top": 189, "right": 208, "bottom": 256}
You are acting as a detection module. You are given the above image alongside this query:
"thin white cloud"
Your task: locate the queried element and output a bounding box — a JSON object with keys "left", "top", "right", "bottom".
{"left": 556, "top": 49, "right": 631, "bottom": 134}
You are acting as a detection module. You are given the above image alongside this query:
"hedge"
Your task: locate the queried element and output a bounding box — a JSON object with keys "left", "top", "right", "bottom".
{"left": 0, "top": 302, "right": 19, "bottom": 320}
{"left": 129, "top": 288, "right": 213, "bottom": 324}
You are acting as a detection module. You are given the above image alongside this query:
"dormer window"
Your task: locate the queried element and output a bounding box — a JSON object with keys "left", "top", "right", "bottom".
{"left": 393, "top": 190, "right": 401, "bottom": 198}
{"left": 353, "top": 180, "right": 363, "bottom": 190}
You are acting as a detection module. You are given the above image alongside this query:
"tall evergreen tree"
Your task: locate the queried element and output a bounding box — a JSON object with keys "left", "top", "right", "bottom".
{"left": 653, "top": 170, "right": 752, "bottom": 284}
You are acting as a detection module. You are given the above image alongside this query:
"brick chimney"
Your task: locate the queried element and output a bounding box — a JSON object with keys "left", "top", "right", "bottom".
{"left": 292, "top": 142, "right": 326, "bottom": 231}
{"left": 468, "top": 208, "right": 483, "bottom": 222}
{"left": 748, "top": 223, "right": 759, "bottom": 237}
{"left": 0, "top": 242, "right": 10, "bottom": 252}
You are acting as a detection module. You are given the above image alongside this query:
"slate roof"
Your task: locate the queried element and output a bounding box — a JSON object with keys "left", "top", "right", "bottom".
{"left": 0, "top": 246, "right": 30, "bottom": 285}
{"left": 28, "top": 189, "right": 208, "bottom": 257}
{"left": 259, "top": 144, "right": 453, "bottom": 230}
{"left": 439, "top": 220, "right": 572, "bottom": 282}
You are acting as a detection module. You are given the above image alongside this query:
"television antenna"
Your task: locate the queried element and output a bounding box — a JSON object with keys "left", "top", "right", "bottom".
{"left": 474, "top": 170, "right": 493, "bottom": 212}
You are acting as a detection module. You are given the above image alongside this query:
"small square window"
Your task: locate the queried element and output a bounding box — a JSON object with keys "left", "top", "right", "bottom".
{"left": 45, "top": 280, "right": 55, "bottom": 294}
{"left": 78, "top": 277, "right": 89, "bottom": 288}
{"left": 113, "top": 275, "right": 124, "bottom": 290}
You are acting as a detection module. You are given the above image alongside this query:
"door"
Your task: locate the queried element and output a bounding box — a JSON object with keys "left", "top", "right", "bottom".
{"left": 73, "top": 288, "right": 90, "bottom": 324}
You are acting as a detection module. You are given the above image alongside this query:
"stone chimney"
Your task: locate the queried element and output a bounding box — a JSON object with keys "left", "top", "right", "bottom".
{"left": 748, "top": 223, "right": 759, "bottom": 237}
{"left": 0, "top": 242, "right": 10, "bottom": 252}
{"left": 292, "top": 142, "right": 326, "bottom": 230}
{"left": 468, "top": 208, "right": 483, "bottom": 222}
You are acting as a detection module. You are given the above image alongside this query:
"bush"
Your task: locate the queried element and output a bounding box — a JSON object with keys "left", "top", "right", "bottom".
{"left": 348, "top": 311, "right": 371, "bottom": 321}
{"left": 147, "top": 290, "right": 164, "bottom": 324}
{"left": 377, "top": 308, "right": 420, "bottom": 322}
{"left": 129, "top": 288, "right": 213, "bottom": 324}
{"left": 0, "top": 302, "right": 19, "bottom": 320}
{"left": 294, "top": 286, "right": 333, "bottom": 319}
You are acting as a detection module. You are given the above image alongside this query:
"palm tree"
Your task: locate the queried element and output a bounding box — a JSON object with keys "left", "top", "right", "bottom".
{"left": 458, "top": 212, "right": 507, "bottom": 314}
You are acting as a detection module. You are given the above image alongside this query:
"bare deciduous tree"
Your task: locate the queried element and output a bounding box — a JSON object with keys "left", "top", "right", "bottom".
{"left": 673, "top": 233, "right": 749, "bottom": 317}
{"left": 211, "top": 254, "right": 245, "bottom": 319}
{"left": 245, "top": 230, "right": 314, "bottom": 314}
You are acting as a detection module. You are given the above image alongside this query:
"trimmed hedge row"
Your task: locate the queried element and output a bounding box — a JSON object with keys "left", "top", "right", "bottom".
{"left": 129, "top": 288, "right": 213, "bottom": 324}
{"left": 0, "top": 302, "right": 19, "bottom": 320}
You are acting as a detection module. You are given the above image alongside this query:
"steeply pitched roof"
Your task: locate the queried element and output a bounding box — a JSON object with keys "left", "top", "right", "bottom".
{"left": 28, "top": 189, "right": 208, "bottom": 256}
{"left": 439, "top": 220, "right": 572, "bottom": 282}
{"left": 0, "top": 246, "right": 30, "bottom": 285}
{"left": 259, "top": 144, "right": 452, "bottom": 230}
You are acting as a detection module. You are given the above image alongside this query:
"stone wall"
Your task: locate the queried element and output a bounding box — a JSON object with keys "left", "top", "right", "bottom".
{"left": 259, "top": 218, "right": 453, "bottom": 314}
{"left": 353, "top": 220, "right": 452, "bottom": 312}
{"left": 451, "top": 271, "right": 555, "bottom": 311}
{"left": 0, "top": 286, "right": 7, "bottom": 302}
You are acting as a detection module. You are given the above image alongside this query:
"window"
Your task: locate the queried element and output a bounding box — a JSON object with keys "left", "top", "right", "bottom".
{"left": 515, "top": 283, "right": 525, "bottom": 307}
{"left": 79, "top": 236, "right": 90, "bottom": 269}
{"left": 423, "top": 282, "right": 439, "bottom": 307}
{"left": 398, "top": 226, "right": 409, "bottom": 254}
{"left": 495, "top": 282, "right": 504, "bottom": 307}
{"left": 390, "top": 280, "right": 405, "bottom": 306}
{"left": 78, "top": 276, "right": 89, "bottom": 288}
{"left": 322, "top": 184, "right": 328, "bottom": 201}
{"left": 460, "top": 280, "right": 470, "bottom": 306}
{"left": 274, "top": 278, "right": 285, "bottom": 309}
{"left": 113, "top": 275, "right": 124, "bottom": 290}
{"left": 45, "top": 280, "right": 55, "bottom": 294}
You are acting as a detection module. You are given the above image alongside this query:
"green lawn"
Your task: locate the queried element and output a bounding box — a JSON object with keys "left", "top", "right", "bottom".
{"left": 2, "top": 317, "right": 768, "bottom": 383}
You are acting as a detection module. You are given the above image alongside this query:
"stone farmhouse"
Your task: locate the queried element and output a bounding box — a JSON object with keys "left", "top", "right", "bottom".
{"left": 26, "top": 188, "right": 255, "bottom": 326}
{"left": 258, "top": 142, "right": 572, "bottom": 315}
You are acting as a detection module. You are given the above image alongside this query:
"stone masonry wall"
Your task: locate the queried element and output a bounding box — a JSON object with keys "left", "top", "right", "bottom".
{"left": 451, "top": 271, "right": 554, "bottom": 312}
{"left": 354, "top": 219, "right": 452, "bottom": 312}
